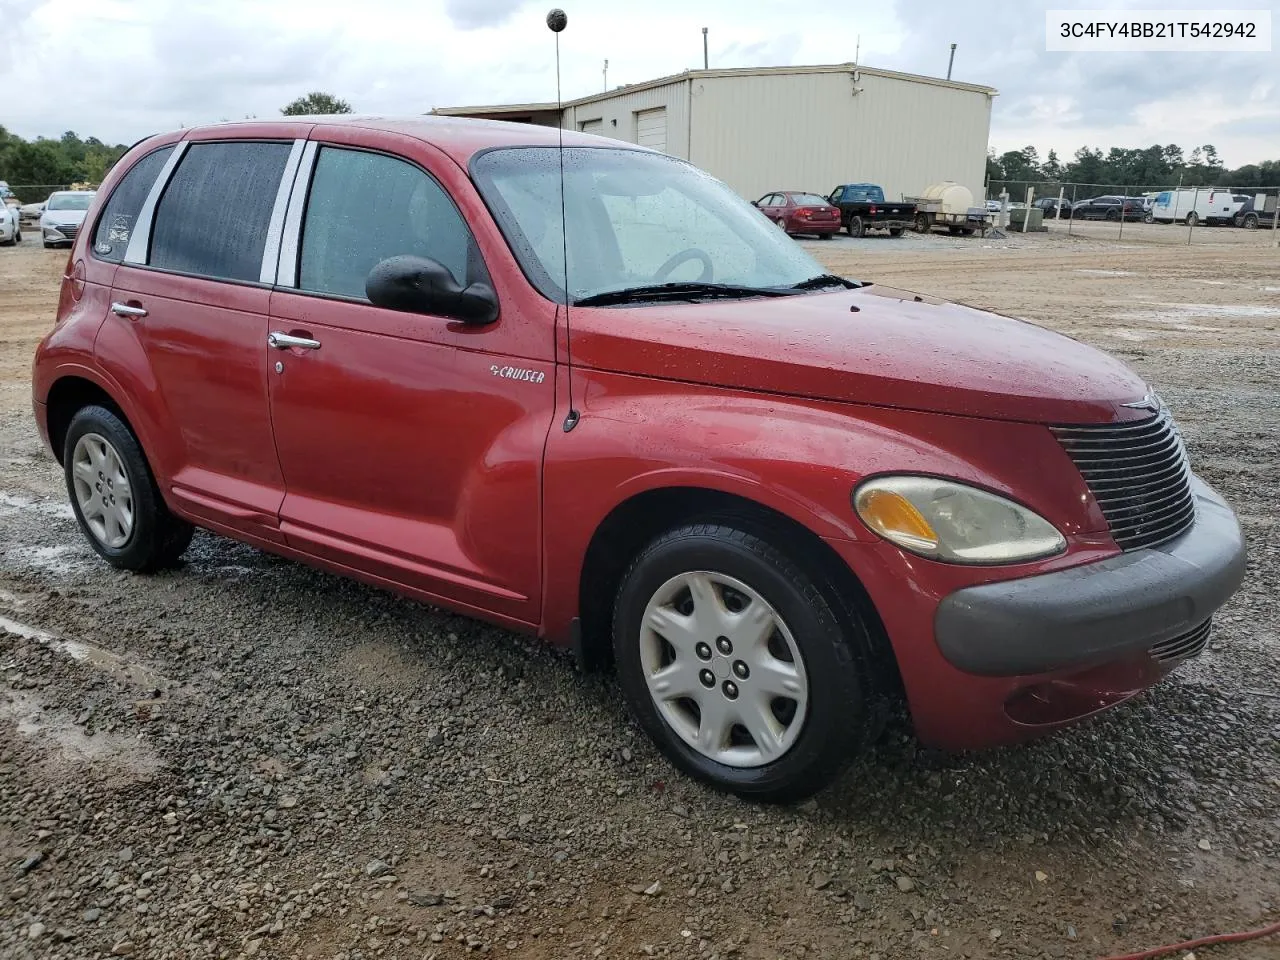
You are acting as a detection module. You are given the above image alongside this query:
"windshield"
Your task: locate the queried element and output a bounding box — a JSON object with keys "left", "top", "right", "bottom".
{"left": 47, "top": 193, "right": 94, "bottom": 211}
{"left": 472, "top": 147, "right": 828, "bottom": 303}
{"left": 791, "top": 193, "right": 831, "bottom": 206}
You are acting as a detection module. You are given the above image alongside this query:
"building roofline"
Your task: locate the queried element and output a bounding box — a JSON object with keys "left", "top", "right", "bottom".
{"left": 431, "top": 102, "right": 559, "bottom": 116}
{"left": 562, "top": 62, "right": 997, "bottom": 108}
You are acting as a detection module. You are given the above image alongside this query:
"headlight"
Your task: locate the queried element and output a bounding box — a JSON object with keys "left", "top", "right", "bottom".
{"left": 854, "top": 476, "right": 1065, "bottom": 564}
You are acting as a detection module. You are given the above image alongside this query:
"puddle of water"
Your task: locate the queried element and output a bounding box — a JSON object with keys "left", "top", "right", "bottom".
{"left": 1, "top": 689, "right": 163, "bottom": 780}
{"left": 0, "top": 614, "right": 176, "bottom": 692}
{"left": 0, "top": 492, "right": 75, "bottom": 521}
{"left": 1107, "top": 328, "right": 1157, "bottom": 341}
{"left": 6, "top": 543, "right": 92, "bottom": 577}
{"left": 1076, "top": 269, "right": 1136, "bottom": 276}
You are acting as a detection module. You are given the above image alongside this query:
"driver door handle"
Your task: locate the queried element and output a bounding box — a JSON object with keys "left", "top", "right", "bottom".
{"left": 268, "top": 331, "right": 321, "bottom": 350}
{"left": 111, "top": 301, "right": 148, "bottom": 319}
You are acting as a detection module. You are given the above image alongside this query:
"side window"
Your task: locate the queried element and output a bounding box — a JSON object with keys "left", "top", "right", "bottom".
{"left": 91, "top": 146, "right": 174, "bottom": 263}
{"left": 150, "top": 141, "right": 292, "bottom": 282}
{"left": 298, "top": 146, "right": 487, "bottom": 301}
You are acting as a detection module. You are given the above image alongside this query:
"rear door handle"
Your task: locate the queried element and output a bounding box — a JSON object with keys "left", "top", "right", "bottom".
{"left": 268, "top": 331, "right": 321, "bottom": 350}
{"left": 111, "top": 301, "right": 148, "bottom": 319}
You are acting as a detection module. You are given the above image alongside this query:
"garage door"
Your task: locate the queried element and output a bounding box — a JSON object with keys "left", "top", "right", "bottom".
{"left": 635, "top": 108, "right": 667, "bottom": 153}
{"left": 579, "top": 118, "right": 603, "bottom": 134}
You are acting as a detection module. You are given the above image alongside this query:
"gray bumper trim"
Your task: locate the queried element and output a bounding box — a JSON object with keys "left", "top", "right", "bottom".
{"left": 934, "top": 477, "right": 1246, "bottom": 677}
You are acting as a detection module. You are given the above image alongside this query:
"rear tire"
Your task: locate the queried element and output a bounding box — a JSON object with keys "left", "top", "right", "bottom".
{"left": 847, "top": 216, "right": 865, "bottom": 238}
{"left": 612, "top": 522, "right": 877, "bottom": 802}
{"left": 1105, "top": 209, "right": 1120, "bottom": 221}
{"left": 888, "top": 227, "right": 903, "bottom": 237}
{"left": 1243, "top": 214, "right": 1258, "bottom": 229}
{"left": 64, "top": 405, "right": 194, "bottom": 572}
{"left": 1185, "top": 211, "right": 1198, "bottom": 226}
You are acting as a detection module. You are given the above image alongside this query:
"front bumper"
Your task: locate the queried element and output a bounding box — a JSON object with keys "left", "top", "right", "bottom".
{"left": 42, "top": 224, "right": 77, "bottom": 243}
{"left": 934, "top": 478, "right": 1245, "bottom": 676}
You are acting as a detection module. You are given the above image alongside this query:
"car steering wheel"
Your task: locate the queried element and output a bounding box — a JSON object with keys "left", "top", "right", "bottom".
{"left": 653, "top": 248, "right": 713, "bottom": 283}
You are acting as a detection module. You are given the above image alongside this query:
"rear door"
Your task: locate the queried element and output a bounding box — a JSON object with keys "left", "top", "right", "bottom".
{"left": 265, "top": 131, "right": 556, "bottom": 625}
{"left": 107, "top": 135, "right": 305, "bottom": 541}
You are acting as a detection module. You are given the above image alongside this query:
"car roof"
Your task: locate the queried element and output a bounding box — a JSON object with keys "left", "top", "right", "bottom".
{"left": 50, "top": 189, "right": 95, "bottom": 196}
{"left": 144, "top": 115, "right": 650, "bottom": 168}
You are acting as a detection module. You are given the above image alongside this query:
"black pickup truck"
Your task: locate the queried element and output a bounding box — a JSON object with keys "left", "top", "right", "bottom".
{"left": 827, "top": 183, "right": 916, "bottom": 237}
{"left": 1233, "top": 195, "right": 1277, "bottom": 229}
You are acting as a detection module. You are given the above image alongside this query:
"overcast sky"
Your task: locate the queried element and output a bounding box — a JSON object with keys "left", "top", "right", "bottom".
{"left": 2, "top": 0, "right": 1276, "bottom": 167}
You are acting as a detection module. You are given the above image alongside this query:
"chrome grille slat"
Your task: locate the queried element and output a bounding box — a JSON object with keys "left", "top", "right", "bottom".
{"left": 1067, "top": 435, "right": 1181, "bottom": 463}
{"left": 1084, "top": 459, "right": 1190, "bottom": 491}
{"left": 1149, "top": 618, "right": 1212, "bottom": 663}
{"left": 1106, "top": 496, "right": 1196, "bottom": 538}
{"left": 1095, "top": 473, "right": 1192, "bottom": 512}
{"left": 1052, "top": 408, "right": 1196, "bottom": 551}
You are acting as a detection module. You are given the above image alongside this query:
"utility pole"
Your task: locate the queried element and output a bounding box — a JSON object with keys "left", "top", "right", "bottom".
{"left": 702, "top": 27, "right": 708, "bottom": 69}
{"left": 946, "top": 43, "right": 957, "bottom": 80}
{"left": 602, "top": 59, "right": 608, "bottom": 91}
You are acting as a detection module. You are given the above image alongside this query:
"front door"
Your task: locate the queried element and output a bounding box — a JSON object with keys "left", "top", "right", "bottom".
{"left": 267, "top": 139, "right": 555, "bottom": 625}
{"left": 108, "top": 139, "right": 297, "bottom": 542}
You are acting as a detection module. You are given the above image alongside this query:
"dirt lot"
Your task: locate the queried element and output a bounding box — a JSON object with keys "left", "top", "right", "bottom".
{"left": 1, "top": 229, "right": 1278, "bottom": 960}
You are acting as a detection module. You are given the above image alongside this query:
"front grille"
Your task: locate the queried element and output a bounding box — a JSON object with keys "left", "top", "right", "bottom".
{"left": 1149, "top": 618, "right": 1212, "bottom": 663}
{"left": 1051, "top": 408, "right": 1195, "bottom": 551}
{"left": 49, "top": 223, "right": 78, "bottom": 238}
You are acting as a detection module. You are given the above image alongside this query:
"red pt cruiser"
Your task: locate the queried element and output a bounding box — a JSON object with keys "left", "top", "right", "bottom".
{"left": 32, "top": 118, "right": 1245, "bottom": 801}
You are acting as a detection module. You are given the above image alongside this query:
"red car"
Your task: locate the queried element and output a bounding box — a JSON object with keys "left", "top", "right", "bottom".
{"left": 32, "top": 118, "right": 1245, "bottom": 801}
{"left": 753, "top": 191, "right": 841, "bottom": 239}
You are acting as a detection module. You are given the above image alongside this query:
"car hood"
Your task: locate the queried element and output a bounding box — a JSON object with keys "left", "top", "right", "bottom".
{"left": 43, "top": 210, "right": 87, "bottom": 226}
{"left": 571, "top": 284, "right": 1149, "bottom": 425}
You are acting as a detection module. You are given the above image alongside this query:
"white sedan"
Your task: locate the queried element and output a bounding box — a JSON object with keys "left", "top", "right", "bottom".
{"left": 40, "top": 190, "right": 96, "bottom": 248}
{"left": 0, "top": 203, "right": 21, "bottom": 246}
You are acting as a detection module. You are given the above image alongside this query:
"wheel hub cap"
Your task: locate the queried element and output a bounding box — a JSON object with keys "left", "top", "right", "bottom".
{"left": 639, "top": 571, "right": 809, "bottom": 768}
{"left": 71, "top": 433, "right": 134, "bottom": 549}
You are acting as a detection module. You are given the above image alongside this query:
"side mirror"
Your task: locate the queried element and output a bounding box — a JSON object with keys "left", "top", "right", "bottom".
{"left": 366, "top": 255, "right": 499, "bottom": 326}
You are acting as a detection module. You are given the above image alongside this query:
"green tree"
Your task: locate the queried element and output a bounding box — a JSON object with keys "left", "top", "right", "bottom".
{"left": 281, "top": 92, "right": 353, "bottom": 116}
{"left": 985, "top": 149, "right": 1004, "bottom": 183}
{"left": 1040, "top": 148, "right": 1062, "bottom": 181}
{"left": 1067, "top": 147, "right": 1111, "bottom": 186}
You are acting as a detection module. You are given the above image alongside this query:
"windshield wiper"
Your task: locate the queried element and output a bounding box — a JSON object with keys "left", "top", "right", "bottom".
{"left": 787, "top": 274, "right": 861, "bottom": 291}
{"left": 574, "top": 282, "right": 794, "bottom": 307}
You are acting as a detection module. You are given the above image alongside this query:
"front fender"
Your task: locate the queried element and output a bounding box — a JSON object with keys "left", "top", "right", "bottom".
{"left": 540, "top": 370, "right": 1103, "bottom": 644}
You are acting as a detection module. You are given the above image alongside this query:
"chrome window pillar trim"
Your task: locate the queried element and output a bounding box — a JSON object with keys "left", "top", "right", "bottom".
{"left": 259, "top": 139, "right": 308, "bottom": 284}
{"left": 275, "top": 141, "right": 318, "bottom": 287}
{"left": 123, "top": 140, "right": 189, "bottom": 265}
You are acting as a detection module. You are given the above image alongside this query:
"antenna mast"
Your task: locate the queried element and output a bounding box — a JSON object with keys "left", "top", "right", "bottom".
{"left": 547, "top": 8, "right": 579, "bottom": 432}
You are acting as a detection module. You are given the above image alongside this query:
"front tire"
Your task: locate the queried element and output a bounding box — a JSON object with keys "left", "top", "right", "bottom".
{"left": 64, "top": 405, "right": 193, "bottom": 572}
{"left": 612, "top": 523, "right": 876, "bottom": 802}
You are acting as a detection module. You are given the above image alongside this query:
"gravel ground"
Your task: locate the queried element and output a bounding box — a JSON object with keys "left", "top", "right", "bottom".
{"left": 1, "top": 231, "right": 1278, "bottom": 959}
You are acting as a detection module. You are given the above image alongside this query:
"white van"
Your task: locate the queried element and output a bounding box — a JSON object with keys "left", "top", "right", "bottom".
{"left": 1151, "top": 189, "right": 1243, "bottom": 226}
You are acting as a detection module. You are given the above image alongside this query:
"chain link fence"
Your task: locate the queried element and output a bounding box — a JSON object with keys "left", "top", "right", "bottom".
{"left": 986, "top": 180, "right": 1280, "bottom": 246}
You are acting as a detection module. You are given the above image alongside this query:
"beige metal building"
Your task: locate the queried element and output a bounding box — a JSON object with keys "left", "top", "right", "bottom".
{"left": 434, "top": 63, "right": 997, "bottom": 205}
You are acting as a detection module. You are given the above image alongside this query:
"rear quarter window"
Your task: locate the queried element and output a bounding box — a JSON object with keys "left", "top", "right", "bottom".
{"left": 149, "top": 141, "right": 292, "bottom": 283}
{"left": 91, "top": 146, "right": 175, "bottom": 263}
